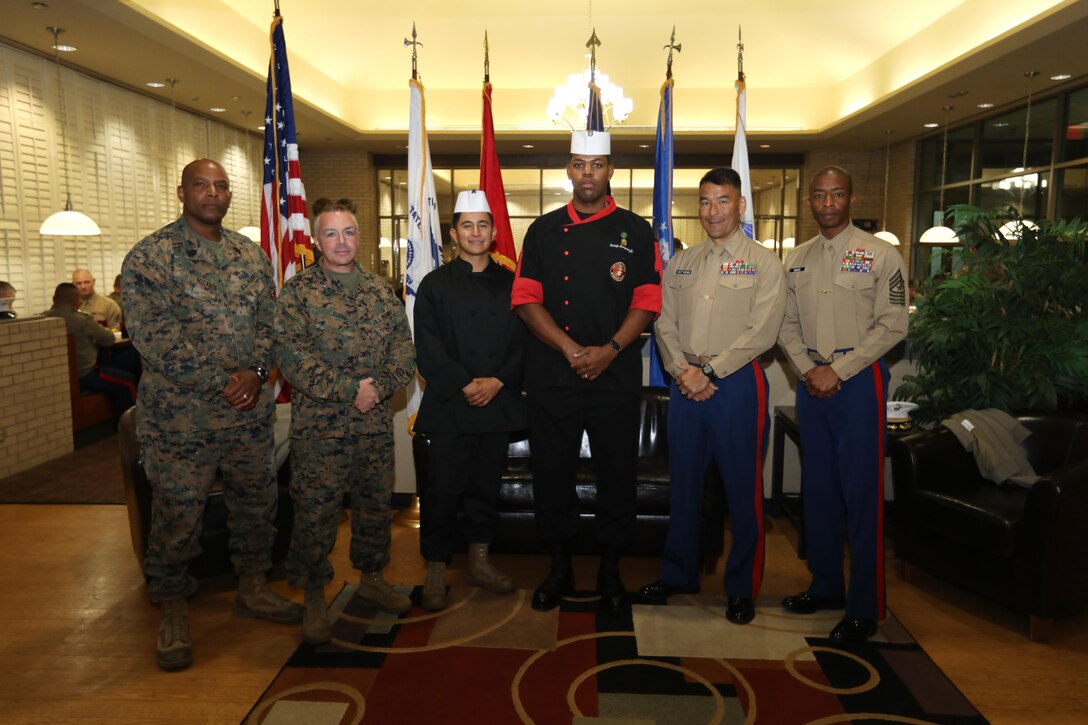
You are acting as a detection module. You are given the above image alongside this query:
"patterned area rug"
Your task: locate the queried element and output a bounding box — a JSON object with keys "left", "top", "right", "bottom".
{"left": 245, "top": 585, "right": 987, "bottom": 724}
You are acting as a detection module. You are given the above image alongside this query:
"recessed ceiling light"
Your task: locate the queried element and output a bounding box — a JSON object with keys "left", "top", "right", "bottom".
{"left": 977, "top": 102, "right": 995, "bottom": 109}
{"left": 145, "top": 81, "right": 166, "bottom": 88}
{"left": 637, "top": 144, "right": 650, "bottom": 148}
{"left": 188, "top": 96, "right": 200, "bottom": 101}
{"left": 52, "top": 43, "right": 77, "bottom": 52}
{"left": 257, "top": 125, "right": 265, "bottom": 130}
{"left": 993, "top": 122, "right": 1009, "bottom": 127}
{"left": 231, "top": 95, "right": 241, "bottom": 100}
{"left": 209, "top": 107, "right": 226, "bottom": 113}
{"left": 759, "top": 144, "right": 771, "bottom": 148}
{"left": 522, "top": 144, "right": 534, "bottom": 148}
{"left": 32, "top": 2, "right": 49, "bottom": 9}
{"left": 924, "top": 122, "right": 940, "bottom": 128}
{"left": 1051, "top": 73, "right": 1072, "bottom": 81}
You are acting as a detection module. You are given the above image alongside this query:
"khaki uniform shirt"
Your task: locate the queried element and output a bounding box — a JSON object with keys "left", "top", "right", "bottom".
{"left": 778, "top": 224, "right": 908, "bottom": 381}
{"left": 79, "top": 292, "right": 122, "bottom": 330}
{"left": 655, "top": 229, "right": 786, "bottom": 380}
{"left": 275, "top": 263, "right": 416, "bottom": 439}
{"left": 45, "top": 304, "right": 114, "bottom": 377}
{"left": 122, "top": 217, "right": 276, "bottom": 436}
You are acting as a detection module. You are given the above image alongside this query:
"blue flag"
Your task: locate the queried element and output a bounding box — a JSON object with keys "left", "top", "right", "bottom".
{"left": 648, "top": 78, "right": 675, "bottom": 388}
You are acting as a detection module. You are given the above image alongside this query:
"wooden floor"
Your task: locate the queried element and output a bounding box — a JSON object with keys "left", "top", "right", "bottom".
{"left": 0, "top": 504, "right": 1085, "bottom": 724}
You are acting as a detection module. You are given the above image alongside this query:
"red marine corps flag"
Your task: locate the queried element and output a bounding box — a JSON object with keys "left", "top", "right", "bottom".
{"left": 260, "top": 8, "right": 313, "bottom": 292}
{"left": 479, "top": 33, "right": 516, "bottom": 271}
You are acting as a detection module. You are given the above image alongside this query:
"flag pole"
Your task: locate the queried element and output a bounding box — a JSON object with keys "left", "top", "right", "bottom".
{"left": 396, "top": 21, "right": 427, "bottom": 530}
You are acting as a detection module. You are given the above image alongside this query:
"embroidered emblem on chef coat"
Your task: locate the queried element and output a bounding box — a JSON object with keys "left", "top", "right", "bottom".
{"left": 720, "top": 260, "right": 757, "bottom": 275}
{"left": 841, "top": 248, "right": 875, "bottom": 273}
{"left": 610, "top": 262, "right": 627, "bottom": 281}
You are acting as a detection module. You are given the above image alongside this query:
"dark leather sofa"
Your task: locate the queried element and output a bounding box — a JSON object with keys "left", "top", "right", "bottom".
{"left": 119, "top": 406, "right": 294, "bottom": 579}
{"left": 412, "top": 387, "right": 727, "bottom": 573}
{"left": 890, "top": 411, "right": 1088, "bottom": 641}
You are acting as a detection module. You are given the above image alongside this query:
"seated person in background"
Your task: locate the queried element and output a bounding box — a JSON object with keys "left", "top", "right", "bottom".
{"left": 0, "top": 281, "right": 15, "bottom": 319}
{"left": 72, "top": 268, "right": 122, "bottom": 329}
{"left": 108, "top": 274, "right": 123, "bottom": 308}
{"left": 45, "top": 282, "right": 135, "bottom": 423}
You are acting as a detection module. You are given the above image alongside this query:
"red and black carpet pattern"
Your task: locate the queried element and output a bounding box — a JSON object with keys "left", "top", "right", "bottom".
{"left": 246, "top": 584, "right": 986, "bottom": 724}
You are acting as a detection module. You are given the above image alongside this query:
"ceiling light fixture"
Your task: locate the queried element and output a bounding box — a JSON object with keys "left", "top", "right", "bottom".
{"left": 1005, "top": 71, "right": 1040, "bottom": 238}
{"left": 923, "top": 122, "right": 939, "bottom": 128}
{"left": 39, "top": 27, "right": 100, "bottom": 237}
{"left": 209, "top": 107, "right": 226, "bottom": 113}
{"left": 919, "top": 105, "right": 957, "bottom": 245}
{"left": 977, "top": 102, "right": 995, "bottom": 109}
{"left": 547, "top": 30, "right": 632, "bottom": 130}
{"left": 145, "top": 80, "right": 165, "bottom": 88}
{"left": 873, "top": 129, "right": 900, "bottom": 246}
{"left": 51, "top": 42, "right": 77, "bottom": 52}
{"left": 1050, "top": 73, "right": 1071, "bottom": 81}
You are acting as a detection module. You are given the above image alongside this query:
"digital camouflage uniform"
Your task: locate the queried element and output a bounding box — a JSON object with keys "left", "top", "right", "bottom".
{"left": 275, "top": 263, "right": 416, "bottom": 589}
{"left": 122, "top": 217, "right": 278, "bottom": 601}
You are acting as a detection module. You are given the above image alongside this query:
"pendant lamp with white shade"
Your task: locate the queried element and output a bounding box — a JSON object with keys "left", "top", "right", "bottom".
{"left": 873, "top": 129, "right": 900, "bottom": 246}
{"left": 39, "top": 27, "right": 100, "bottom": 237}
{"left": 919, "top": 105, "right": 957, "bottom": 245}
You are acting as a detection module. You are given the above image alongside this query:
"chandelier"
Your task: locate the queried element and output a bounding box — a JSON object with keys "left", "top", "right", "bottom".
{"left": 547, "top": 63, "right": 633, "bottom": 130}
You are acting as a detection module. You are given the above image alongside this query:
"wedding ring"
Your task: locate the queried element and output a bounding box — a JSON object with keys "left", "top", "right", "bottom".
{"left": 242, "top": 393, "right": 249, "bottom": 400}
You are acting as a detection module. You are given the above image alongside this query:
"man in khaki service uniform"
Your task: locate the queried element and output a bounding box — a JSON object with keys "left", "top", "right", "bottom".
{"left": 72, "top": 267, "right": 122, "bottom": 329}
{"left": 123, "top": 158, "right": 302, "bottom": 672}
{"left": 640, "top": 167, "right": 785, "bottom": 625}
{"left": 777, "top": 166, "right": 908, "bottom": 641}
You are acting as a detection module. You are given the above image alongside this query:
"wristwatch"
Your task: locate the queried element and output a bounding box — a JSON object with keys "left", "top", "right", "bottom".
{"left": 700, "top": 362, "right": 717, "bottom": 381}
{"left": 249, "top": 365, "right": 270, "bottom": 383}
{"left": 607, "top": 337, "right": 622, "bottom": 353}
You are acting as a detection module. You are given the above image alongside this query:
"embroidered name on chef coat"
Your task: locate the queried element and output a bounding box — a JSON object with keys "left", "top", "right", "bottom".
{"left": 840, "top": 248, "right": 875, "bottom": 273}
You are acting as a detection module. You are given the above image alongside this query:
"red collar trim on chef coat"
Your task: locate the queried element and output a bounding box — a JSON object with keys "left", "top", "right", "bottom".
{"left": 565, "top": 196, "right": 617, "bottom": 226}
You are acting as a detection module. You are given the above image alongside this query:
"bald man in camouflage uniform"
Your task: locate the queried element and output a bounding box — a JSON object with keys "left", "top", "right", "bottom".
{"left": 275, "top": 204, "right": 416, "bottom": 645}
{"left": 123, "top": 158, "right": 302, "bottom": 672}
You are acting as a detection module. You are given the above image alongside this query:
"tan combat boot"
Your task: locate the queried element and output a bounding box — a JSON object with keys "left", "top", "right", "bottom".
{"left": 156, "top": 597, "right": 192, "bottom": 671}
{"left": 467, "top": 543, "right": 514, "bottom": 594}
{"left": 422, "top": 561, "right": 448, "bottom": 611}
{"left": 302, "top": 588, "right": 331, "bottom": 645}
{"left": 355, "top": 570, "right": 412, "bottom": 614}
{"left": 235, "top": 573, "right": 304, "bottom": 623}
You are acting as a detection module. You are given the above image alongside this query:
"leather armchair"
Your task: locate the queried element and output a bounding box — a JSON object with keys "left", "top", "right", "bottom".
{"left": 413, "top": 387, "right": 727, "bottom": 573}
{"left": 119, "top": 406, "right": 294, "bottom": 579}
{"left": 890, "top": 411, "right": 1088, "bottom": 641}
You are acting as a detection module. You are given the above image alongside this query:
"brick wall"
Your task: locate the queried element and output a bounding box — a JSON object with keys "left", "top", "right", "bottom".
{"left": 800, "top": 142, "right": 916, "bottom": 269}
{"left": 300, "top": 150, "right": 379, "bottom": 272}
{"left": 0, "top": 316, "right": 72, "bottom": 478}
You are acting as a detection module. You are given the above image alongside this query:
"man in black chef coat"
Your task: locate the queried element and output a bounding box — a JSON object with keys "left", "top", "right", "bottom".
{"left": 414, "top": 190, "right": 527, "bottom": 611}
{"left": 512, "top": 130, "right": 662, "bottom": 615}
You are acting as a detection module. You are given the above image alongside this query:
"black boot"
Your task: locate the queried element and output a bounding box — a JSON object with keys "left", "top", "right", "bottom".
{"left": 532, "top": 548, "right": 573, "bottom": 612}
{"left": 597, "top": 549, "right": 627, "bottom": 615}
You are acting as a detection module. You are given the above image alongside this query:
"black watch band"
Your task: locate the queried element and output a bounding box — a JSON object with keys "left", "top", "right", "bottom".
{"left": 249, "top": 365, "right": 270, "bottom": 383}
{"left": 700, "top": 362, "right": 717, "bottom": 381}
{"left": 608, "top": 337, "right": 622, "bottom": 353}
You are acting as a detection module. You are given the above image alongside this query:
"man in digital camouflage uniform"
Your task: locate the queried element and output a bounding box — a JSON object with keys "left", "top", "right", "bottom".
{"left": 122, "top": 158, "right": 302, "bottom": 672}
{"left": 275, "top": 204, "right": 416, "bottom": 645}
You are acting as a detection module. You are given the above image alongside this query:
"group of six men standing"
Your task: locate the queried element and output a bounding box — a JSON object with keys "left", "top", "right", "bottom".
{"left": 123, "top": 127, "right": 907, "bottom": 671}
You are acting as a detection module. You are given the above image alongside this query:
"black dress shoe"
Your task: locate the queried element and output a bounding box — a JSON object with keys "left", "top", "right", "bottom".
{"left": 726, "top": 597, "right": 755, "bottom": 625}
{"left": 781, "top": 591, "right": 846, "bottom": 614}
{"left": 637, "top": 579, "right": 697, "bottom": 602}
{"left": 531, "top": 555, "right": 573, "bottom": 612}
{"left": 597, "top": 552, "right": 628, "bottom": 615}
{"left": 828, "top": 617, "right": 878, "bottom": 641}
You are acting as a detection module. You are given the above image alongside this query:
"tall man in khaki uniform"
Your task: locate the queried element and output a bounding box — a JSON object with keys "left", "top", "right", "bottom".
{"left": 123, "top": 158, "right": 303, "bottom": 672}
{"left": 777, "top": 166, "right": 908, "bottom": 641}
{"left": 72, "top": 268, "right": 122, "bottom": 329}
{"left": 275, "top": 204, "right": 416, "bottom": 644}
{"left": 640, "top": 167, "right": 785, "bottom": 625}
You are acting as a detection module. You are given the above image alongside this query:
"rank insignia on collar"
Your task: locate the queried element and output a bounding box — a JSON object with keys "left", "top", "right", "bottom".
{"left": 841, "top": 248, "right": 875, "bottom": 273}
{"left": 720, "top": 259, "right": 757, "bottom": 275}
{"left": 610, "top": 261, "right": 627, "bottom": 281}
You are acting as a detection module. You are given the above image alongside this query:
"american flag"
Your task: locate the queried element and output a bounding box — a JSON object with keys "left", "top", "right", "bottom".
{"left": 260, "top": 12, "right": 312, "bottom": 291}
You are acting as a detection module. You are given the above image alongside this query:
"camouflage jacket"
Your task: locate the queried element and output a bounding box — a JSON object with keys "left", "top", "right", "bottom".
{"left": 275, "top": 263, "right": 416, "bottom": 438}
{"left": 122, "top": 217, "right": 276, "bottom": 436}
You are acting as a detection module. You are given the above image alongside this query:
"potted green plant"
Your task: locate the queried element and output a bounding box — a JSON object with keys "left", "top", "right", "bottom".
{"left": 895, "top": 204, "right": 1088, "bottom": 425}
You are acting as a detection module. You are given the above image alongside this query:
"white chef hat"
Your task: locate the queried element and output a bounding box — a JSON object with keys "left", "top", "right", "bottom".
{"left": 453, "top": 189, "right": 492, "bottom": 214}
{"left": 570, "top": 130, "right": 611, "bottom": 156}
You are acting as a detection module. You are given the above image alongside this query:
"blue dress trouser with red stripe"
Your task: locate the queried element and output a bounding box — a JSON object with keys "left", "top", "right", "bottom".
{"left": 660, "top": 360, "right": 769, "bottom": 598}
{"left": 796, "top": 359, "right": 889, "bottom": 620}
